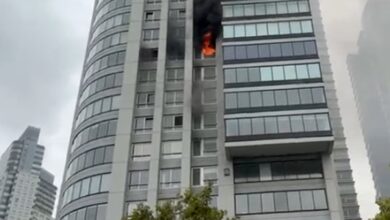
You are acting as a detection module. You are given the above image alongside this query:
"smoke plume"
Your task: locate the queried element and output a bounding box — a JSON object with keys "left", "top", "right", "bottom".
{"left": 193, "top": 0, "right": 222, "bottom": 52}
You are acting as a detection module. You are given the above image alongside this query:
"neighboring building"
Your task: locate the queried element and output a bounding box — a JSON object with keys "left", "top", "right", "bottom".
{"left": 57, "top": 0, "right": 360, "bottom": 219}
{"left": 0, "top": 127, "right": 57, "bottom": 220}
{"left": 348, "top": 0, "right": 390, "bottom": 199}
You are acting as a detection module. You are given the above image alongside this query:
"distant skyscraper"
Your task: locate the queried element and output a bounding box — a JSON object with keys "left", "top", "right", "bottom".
{"left": 348, "top": 0, "right": 390, "bottom": 199}
{"left": 57, "top": 0, "right": 360, "bottom": 219}
{"left": 0, "top": 127, "right": 57, "bottom": 220}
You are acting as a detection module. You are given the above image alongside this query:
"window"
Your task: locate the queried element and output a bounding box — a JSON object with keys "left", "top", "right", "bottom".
{"left": 166, "top": 68, "right": 184, "bottom": 81}
{"left": 235, "top": 195, "right": 248, "bottom": 214}
{"left": 91, "top": 13, "right": 130, "bottom": 42}
{"left": 141, "top": 48, "right": 159, "bottom": 62}
{"left": 165, "top": 91, "right": 183, "bottom": 105}
{"left": 194, "top": 67, "right": 216, "bottom": 81}
{"left": 224, "top": 41, "right": 317, "bottom": 62}
{"left": 234, "top": 159, "right": 323, "bottom": 183}
{"left": 235, "top": 189, "right": 327, "bottom": 215}
{"left": 169, "top": 9, "right": 186, "bottom": 19}
{"left": 225, "top": 113, "right": 331, "bottom": 139}
{"left": 225, "top": 87, "right": 326, "bottom": 112}
{"left": 224, "top": 20, "right": 313, "bottom": 39}
{"left": 223, "top": 0, "right": 310, "bottom": 18}
{"left": 62, "top": 204, "right": 107, "bottom": 220}
{"left": 147, "top": 0, "right": 161, "bottom": 5}
{"left": 160, "top": 168, "right": 181, "bottom": 189}
{"left": 138, "top": 70, "right": 156, "bottom": 83}
{"left": 145, "top": 10, "right": 161, "bottom": 21}
{"left": 129, "top": 170, "right": 149, "bottom": 190}
{"left": 192, "top": 167, "right": 217, "bottom": 186}
{"left": 162, "top": 141, "right": 182, "bottom": 159}
{"left": 79, "top": 73, "right": 122, "bottom": 105}
{"left": 65, "top": 146, "right": 114, "bottom": 180}
{"left": 137, "top": 92, "right": 155, "bottom": 107}
{"left": 143, "top": 29, "right": 160, "bottom": 41}
{"left": 134, "top": 117, "right": 153, "bottom": 133}
{"left": 87, "top": 31, "right": 128, "bottom": 62}
{"left": 192, "top": 138, "right": 217, "bottom": 156}
{"left": 62, "top": 174, "right": 110, "bottom": 207}
{"left": 75, "top": 95, "right": 120, "bottom": 127}
{"left": 193, "top": 112, "right": 217, "bottom": 129}
{"left": 71, "top": 120, "right": 117, "bottom": 152}
{"left": 83, "top": 50, "right": 126, "bottom": 82}
{"left": 163, "top": 115, "right": 183, "bottom": 129}
{"left": 132, "top": 143, "right": 151, "bottom": 161}
{"left": 225, "top": 63, "right": 322, "bottom": 85}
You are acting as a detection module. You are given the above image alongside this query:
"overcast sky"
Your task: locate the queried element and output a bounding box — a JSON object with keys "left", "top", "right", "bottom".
{"left": 0, "top": 0, "right": 378, "bottom": 219}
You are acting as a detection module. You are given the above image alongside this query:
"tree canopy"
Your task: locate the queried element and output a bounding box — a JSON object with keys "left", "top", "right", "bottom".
{"left": 124, "top": 186, "right": 236, "bottom": 220}
{"left": 372, "top": 198, "right": 390, "bottom": 220}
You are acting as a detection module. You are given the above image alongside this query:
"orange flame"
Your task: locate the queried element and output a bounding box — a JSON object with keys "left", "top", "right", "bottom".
{"left": 202, "top": 31, "right": 216, "bottom": 57}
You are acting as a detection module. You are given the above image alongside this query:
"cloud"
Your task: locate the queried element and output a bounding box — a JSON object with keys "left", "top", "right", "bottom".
{"left": 0, "top": 0, "right": 94, "bottom": 214}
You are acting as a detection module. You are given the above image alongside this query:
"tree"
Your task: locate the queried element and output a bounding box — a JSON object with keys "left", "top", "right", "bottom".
{"left": 372, "top": 198, "right": 390, "bottom": 220}
{"left": 124, "top": 186, "right": 237, "bottom": 220}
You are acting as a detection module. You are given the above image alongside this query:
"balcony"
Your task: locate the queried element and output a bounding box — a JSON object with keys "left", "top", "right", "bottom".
{"left": 224, "top": 113, "right": 334, "bottom": 157}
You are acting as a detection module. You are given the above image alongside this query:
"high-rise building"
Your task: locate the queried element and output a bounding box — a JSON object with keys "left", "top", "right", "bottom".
{"left": 0, "top": 127, "right": 57, "bottom": 220}
{"left": 348, "top": 0, "right": 390, "bottom": 199}
{"left": 57, "top": 0, "right": 361, "bottom": 219}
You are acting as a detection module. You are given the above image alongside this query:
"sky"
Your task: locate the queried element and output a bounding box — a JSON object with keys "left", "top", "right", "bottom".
{"left": 0, "top": 0, "right": 378, "bottom": 219}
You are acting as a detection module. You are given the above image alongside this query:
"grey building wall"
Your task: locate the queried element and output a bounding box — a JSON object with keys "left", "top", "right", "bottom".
{"left": 57, "top": 0, "right": 361, "bottom": 219}
{"left": 348, "top": 0, "right": 390, "bottom": 199}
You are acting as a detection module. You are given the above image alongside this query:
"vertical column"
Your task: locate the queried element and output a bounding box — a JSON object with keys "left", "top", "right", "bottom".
{"left": 147, "top": 0, "right": 170, "bottom": 209}
{"left": 181, "top": 0, "right": 194, "bottom": 192}
{"left": 322, "top": 154, "right": 344, "bottom": 220}
{"left": 105, "top": 1, "right": 145, "bottom": 219}
{"left": 216, "top": 40, "right": 235, "bottom": 216}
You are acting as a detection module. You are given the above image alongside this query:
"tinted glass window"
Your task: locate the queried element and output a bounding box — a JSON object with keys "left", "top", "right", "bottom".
{"left": 238, "top": 92, "right": 250, "bottom": 108}
{"left": 265, "top": 117, "right": 277, "bottom": 134}
{"left": 226, "top": 120, "right": 238, "bottom": 136}
{"left": 235, "top": 46, "right": 247, "bottom": 59}
{"left": 247, "top": 45, "right": 258, "bottom": 58}
{"left": 281, "top": 42, "right": 293, "bottom": 56}
{"left": 275, "top": 192, "right": 288, "bottom": 211}
{"left": 262, "top": 91, "right": 275, "bottom": 106}
{"left": 249, "top": 194, "right": 262, "bottom": 213}
{"left": 287, "top": 191, "right": 301, "bottom": 211}
{"left": 236, "top": 195, "right": 248, "bottom": 214}
{"left": 225, "top": 93, "right": 237, "bottom": 109}
{"left": 239, "top": 119, "right": 251, "bottom": 135}
{"left": 259, "top": 163, "right": 272, "bottom": 181}
{"left": 270, "top": 44, "right": 282, "bottom": 57}
{"left": 250, "top": 92, "right": 262, "bottom": 107}
{"left": 290, "top": 115, "right": 304, "bottom": 132}
{"left": 258, "top": 44, "right": 270, "bottom": 58}
{"left": 252, "top": 118, "right": 265, "bottom": 134}
{"left": 300, "top": 191, "right": 314, "bottom": 210}
{"left": 236, "top": 68, "right": 249, "bottom": 83}
{"left": 313, "top": 190, "right": 328, "bottom": 209}
{"left": 277, "top": 116, "right": 291, "bottom": 133}
{"left": 262, "top": 193, "right": 275, "bottom": 212}
{"left": 292, "top": 42, "right": 305, "bottom": 56}
{"left": 224, "top": 46, "right": 235, "bottom": 60}
{"left": 305, "top": 41, "right": 317, "bottom": 55}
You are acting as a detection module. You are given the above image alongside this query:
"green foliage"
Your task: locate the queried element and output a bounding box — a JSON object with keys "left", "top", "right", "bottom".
{"left": 125, "top": 186, "right": 237, "bottom": 220}
{"left": 373, "top": 198, "right": 390, "bottom": 220}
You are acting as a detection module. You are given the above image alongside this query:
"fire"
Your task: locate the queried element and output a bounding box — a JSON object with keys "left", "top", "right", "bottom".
{"left": 202, "top": 31, "right": 216, "bottom": 57}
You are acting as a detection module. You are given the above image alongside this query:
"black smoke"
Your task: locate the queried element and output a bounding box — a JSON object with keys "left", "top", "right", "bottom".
{"left": 193, "top": 0, "right": 222, "bottom": 52}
